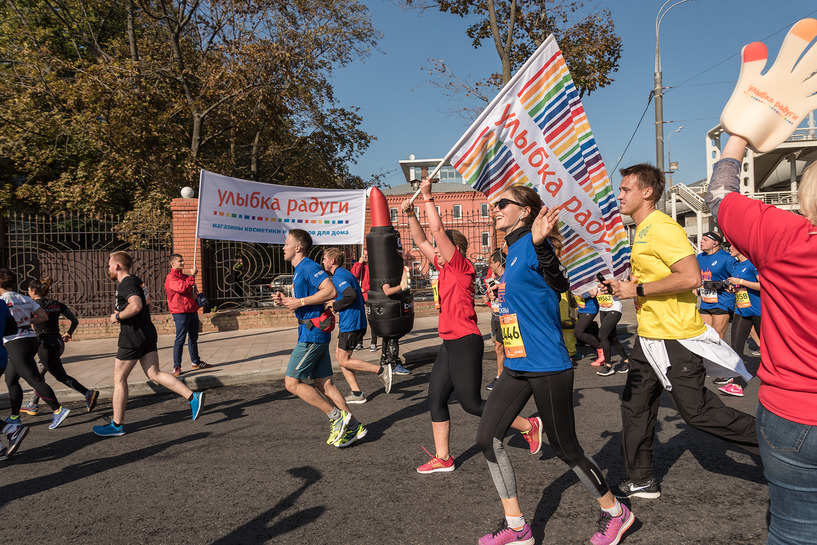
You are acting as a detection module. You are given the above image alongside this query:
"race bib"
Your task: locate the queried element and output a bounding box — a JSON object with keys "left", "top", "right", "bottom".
{"left": 736, "top": 288, "right": 751, "bottom": 309}
{"left": 432, "top": 279, "right": 440, "bottom": 311}
{"left": 500, "top": 314, "right": 527, "bottom": 358}
{"left": 597, "top": 293, "right": 613, "bottom": 308}
{"left": 700, "top": 289, "right": 718, "bottom": 304}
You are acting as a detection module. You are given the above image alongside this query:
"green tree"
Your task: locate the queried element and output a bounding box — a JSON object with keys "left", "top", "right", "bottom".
{"left": 0, "top": 0, "right": 380, "bottom": 215}
{"left": 419, "top": 0, "right": 621, "bottom": 103}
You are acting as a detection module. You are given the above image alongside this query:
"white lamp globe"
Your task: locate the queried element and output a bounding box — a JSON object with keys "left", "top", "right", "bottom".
{"left": 181, "top": 186, "right": 195, "bottom": 199}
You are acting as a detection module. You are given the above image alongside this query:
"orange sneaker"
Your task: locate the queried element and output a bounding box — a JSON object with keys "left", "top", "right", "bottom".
{"left": 416, "top": 446, "right": 455, "bottom": 474}
{"left": 522, "top": 416, "right": 542, "bottom": 455}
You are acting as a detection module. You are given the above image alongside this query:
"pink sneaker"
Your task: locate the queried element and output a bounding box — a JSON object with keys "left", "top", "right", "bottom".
{"left": 590, "top": 503, "right": 634, "bottom": 545}
{"left": 521, "top": 417, "right": 542, "bottom": 455}
{"left": 478, "top": 519, "right": 534, "bottom": 545}
{"left": 591, "top": 348, "right": 605, "bottom": 366}
{"left": 719, "top": 383, "right": 744, "bottom": 397}
{"left": 416, "top": 446, "right": 454, "bottom": 474}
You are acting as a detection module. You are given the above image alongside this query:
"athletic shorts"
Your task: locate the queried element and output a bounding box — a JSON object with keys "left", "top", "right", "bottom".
{"left": 490, "top": 315, "right": 502, "bottom": 341}
{"left": 338, "top": 328, "right": 366, "bottom": 352}
{"left": 699, "top": 308, "right": 731, "bottom": 316}
{"left": 286, "top": 342, "right": 332, "bottom": 380}
{"left": 116, "top": 342, "right": 158, "bottom": 361}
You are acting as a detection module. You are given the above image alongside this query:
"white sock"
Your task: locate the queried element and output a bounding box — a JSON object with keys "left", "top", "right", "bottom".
{"left": 601, "top": 499, "right": 622, "bottom": 517}
{"left": 505, "top": 514, "right": 525, "bottom": 530}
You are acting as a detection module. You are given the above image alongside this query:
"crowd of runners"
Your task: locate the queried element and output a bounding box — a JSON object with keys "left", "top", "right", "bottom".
{"left": 1, "top": 131, "right": 816, "bottom": 544}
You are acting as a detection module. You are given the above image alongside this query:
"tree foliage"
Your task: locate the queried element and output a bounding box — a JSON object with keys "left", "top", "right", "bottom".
{"left": 0, "top": 0, "right": 380, "bottom": 215}
{"left": 418, "top": 0, "right": 621, "bottom": 105}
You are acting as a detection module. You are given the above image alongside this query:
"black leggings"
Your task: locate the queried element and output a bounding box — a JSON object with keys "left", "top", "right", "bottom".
{"left": 573, "top": 313, "right": 600, "bottom": 349}
{"left": 428, "top": 334, "right": 485, "bottom": 422}
{"left": 476, "top": 368, "right": 609, "bottom": 499}
{"left": 599, "top": 311, "right": 628, "bottom": 363}
{"left": 30, "top": 335, "right": 89, "bottom": 404}
{"left": 730, "top": 314, "right": 761, "bottom": 358}
{"left": 730, "top": 314, "right": 761, "bottom": 387}
{"left": 4, "top": 337, "right": 61, "bottom": 413}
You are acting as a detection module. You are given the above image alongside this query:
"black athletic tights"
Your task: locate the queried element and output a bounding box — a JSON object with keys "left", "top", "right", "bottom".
{"left": 573, "top": 313, "right": 601, "bottom": 349}
{"left": 428, "top": 334, "right": 484, "bottom": 422}
{"left": 30, "top": 335, "right": 89, "bottom": 404}
{"left": 5, "top": 337, "right": 61, "bottom": 412}
{"left": 599, "top": 310, "right": 629, "bottom": 363}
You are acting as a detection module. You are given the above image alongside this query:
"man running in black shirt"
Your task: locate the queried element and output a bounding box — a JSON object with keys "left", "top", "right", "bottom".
{"left": 93, "top": 251, "right": 205, "bottom": 437}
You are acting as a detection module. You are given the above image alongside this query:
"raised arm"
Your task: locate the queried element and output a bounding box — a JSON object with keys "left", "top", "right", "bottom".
{"left": 419, "top": 178, "right": 458, "bottom": 264}
{"left": 705, "top": 134, "right": 748, "bottom": 219}
{"left": 402, "top": 196, "right": 437, "bottom": 263}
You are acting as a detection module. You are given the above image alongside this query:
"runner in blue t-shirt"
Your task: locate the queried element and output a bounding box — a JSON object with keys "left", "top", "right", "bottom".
{"left": 717, "top": 245, "right": 762, "bottom": 398}
{"left": 321, "top": 248, "right": 393, "bottom": 406}
{"left": 696, "top": 231, "right": 737, "bottom": 338}
{"left": 272, "top": 230, "right": 366, "bottom": 448}
{"left": 474, "top": 186, "right": 633, "bottom": 545}
{"left": 572, "top": 291, "right": 602, "bottom": 366}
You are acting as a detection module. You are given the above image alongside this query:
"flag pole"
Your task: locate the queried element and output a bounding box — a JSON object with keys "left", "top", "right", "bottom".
{"left": 408, "top": 35, "right": 555, "bottom": 206}
{"left": 193, "top": 170, "right": 204, "bottom": 267}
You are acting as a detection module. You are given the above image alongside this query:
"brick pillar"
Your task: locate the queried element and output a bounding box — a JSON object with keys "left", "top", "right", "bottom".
{"left": 170, "top": 198, "right": 205, "bottom": 294}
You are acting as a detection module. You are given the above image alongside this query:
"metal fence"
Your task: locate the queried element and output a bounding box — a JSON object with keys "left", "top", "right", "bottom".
{"left": 1, "top": 211, "right": 173, "bottom": 317}
{"left": 201, "top": 240, "right": 361, "bottom": 310}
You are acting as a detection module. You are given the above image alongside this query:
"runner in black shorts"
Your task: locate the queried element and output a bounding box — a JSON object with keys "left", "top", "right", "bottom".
{"left": 322, "top": 248, "right": 392, "bottom": 405}
{"left": 92, "top": 251, "right": 205, "bottom": 437}
{"left": 21, "top": 276, "right": 99, "bottom": 416}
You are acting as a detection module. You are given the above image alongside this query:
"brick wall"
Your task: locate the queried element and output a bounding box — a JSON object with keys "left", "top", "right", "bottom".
{"left": 170, "top": 198, "right": 205, "bottom": 294}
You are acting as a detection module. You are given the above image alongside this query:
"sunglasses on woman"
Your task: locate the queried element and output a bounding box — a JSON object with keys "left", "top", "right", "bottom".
{"left": 493, "top": 198, "right": 523, "bottom": 210}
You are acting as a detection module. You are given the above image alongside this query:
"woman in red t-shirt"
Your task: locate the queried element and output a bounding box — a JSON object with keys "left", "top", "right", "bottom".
{"left": 403, "top": 178, "right": 541, "bottom": 474}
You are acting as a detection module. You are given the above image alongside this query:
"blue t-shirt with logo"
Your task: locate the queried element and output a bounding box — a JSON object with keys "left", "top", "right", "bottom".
{"left": 293, "top": 258, "right": 331, "bottom": 343}
{"left": 0, "top": 302, "right": 10, "bottom": 369}
{"left": 577, "top": 294, "right": 599, "bottom": 315}
{"left": 496, "top": 232, "right": 571, "bottom": 373}
{"left": 697, "top": 249, "right": 737, "bottom": 311}
{"left": 730, "top": 259, "right": 761, "bottom": 317}
{"left": 331, "top": 266, "right": 367, "bottom": 332}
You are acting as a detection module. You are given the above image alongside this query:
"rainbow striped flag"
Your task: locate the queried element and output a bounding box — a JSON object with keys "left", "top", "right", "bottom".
{"left": 447, "top": 35, "right": 630, "bottom": 291}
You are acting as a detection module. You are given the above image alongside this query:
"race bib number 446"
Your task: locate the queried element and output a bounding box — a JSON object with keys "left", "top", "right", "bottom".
{"left": 500, "top": 314, "right": 527, "bottom": 358}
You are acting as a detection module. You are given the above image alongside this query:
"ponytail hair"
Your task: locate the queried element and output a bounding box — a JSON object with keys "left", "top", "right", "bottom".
{"left": 29, "top": 276, "right": 54, "bottom": 297}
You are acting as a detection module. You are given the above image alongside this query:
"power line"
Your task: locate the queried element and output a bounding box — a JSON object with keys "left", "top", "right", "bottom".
{"left": 667, "top": 8, "right": 817, "bottom": 93}
{"left": 610, "top": 92, "right": 653, "bottom": 176}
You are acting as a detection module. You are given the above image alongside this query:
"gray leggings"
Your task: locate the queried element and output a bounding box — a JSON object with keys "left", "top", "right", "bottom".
{"left": 476, "top": 367, "right": 609, "bottom": 499}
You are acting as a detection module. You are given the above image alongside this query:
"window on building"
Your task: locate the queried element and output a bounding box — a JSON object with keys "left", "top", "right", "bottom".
{"left": 436, "top": 205, "right": 440, "bottom": 216}
{"left": 453, "top": 205, "right": 462, "bottom": 219}
{"left": 481, "top": 203, "right": 489, "bottom": 217}
{"left": 390, "top": 208, "right": 398, "bottom": 223}
{"left": 482, "top": 232, "right": 490, "bottom": 247}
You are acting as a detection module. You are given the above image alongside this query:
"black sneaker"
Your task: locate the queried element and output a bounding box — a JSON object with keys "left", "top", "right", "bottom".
{"left": 6, "top": 424, "right": 30, "bottom": 457}
{"left": 616, "top": 477, "right": 661, "bottom": 499}
{"left": 596, "top": 365, "right": 615, "bottom": 377}
{"left": 486, "top": 377, "right": 498, "bottom": 391}
{"left": 617, "top": 362, "right": 630, "bottom": 374}
{"left": 712, "top": 377, "right": 733, "bottom": 386}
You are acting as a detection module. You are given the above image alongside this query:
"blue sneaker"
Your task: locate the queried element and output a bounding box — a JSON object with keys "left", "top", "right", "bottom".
{"left": 49, "top": 406, "right": 70, "bottom": 429}
{"left": 6, "top": 424, "right": 30, "bottom": 457}
{"left": 93, "top": 420, "right": 125, "bottom": 437}
{"left": 393, "top": 363, "right": 410, "bottom": 375}
{"left": 4, "top": 414, "right": 22, "bottom": 427}
{"left": 190, "top": 391, "right": 205, "bottom": 421}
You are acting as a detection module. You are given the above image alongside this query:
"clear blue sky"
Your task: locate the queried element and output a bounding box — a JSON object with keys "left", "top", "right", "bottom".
{"left": 331, "top": 0, "right": 817, "bottom": 189}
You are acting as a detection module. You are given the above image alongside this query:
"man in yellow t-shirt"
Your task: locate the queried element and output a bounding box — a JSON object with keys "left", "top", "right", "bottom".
{"left": 604, "top": 163, "right": 758, "bottom": 500}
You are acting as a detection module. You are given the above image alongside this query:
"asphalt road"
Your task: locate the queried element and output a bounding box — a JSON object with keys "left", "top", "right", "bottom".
{"left": 1, "top": 350, "right": 768, "bottom": 544}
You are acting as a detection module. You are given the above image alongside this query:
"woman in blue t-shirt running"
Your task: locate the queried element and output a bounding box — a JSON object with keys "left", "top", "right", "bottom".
{"left": 474, "top": 186, "right": 634, "bottom": 545}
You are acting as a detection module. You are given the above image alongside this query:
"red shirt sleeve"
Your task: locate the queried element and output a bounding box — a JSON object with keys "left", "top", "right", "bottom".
{"left": 719, "top": 192, "right": 811, "bottom": 268}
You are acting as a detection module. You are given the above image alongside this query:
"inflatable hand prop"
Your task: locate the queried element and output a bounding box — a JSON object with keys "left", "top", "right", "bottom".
{"left": 720, "top": 18, "right": 817, "bottom": 153}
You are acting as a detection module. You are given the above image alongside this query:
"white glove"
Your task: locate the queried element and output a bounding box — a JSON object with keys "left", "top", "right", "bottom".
{"left": 720, "top": 18, "right": 817, "bottom": 153}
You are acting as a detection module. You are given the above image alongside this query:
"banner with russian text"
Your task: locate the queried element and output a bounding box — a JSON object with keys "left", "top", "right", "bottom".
{"left": 448, "top": 35, "right": 630, "bottom": 291}
{"left": 197, "top": 170, "right": 367, "bottom": 245}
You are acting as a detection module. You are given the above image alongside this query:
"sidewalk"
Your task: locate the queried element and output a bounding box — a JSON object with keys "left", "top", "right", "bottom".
{"left": 0, "top": 305, "right": 638, "bottom": 409}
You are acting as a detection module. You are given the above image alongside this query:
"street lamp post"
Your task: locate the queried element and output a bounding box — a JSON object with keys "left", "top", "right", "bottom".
{"left": 655, "top": 0, "right": 693, "bottom": 212}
